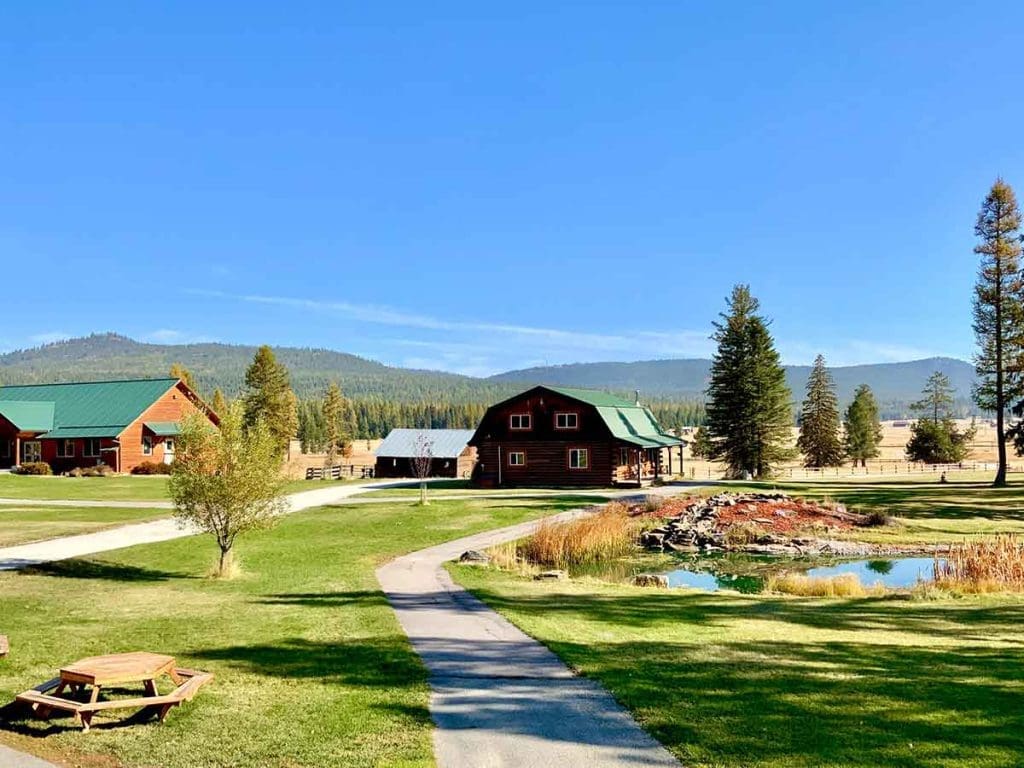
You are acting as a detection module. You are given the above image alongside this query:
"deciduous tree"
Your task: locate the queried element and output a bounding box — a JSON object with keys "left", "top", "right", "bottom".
{"left": 705, "top": 285, "right": 793, "bottom": 478}
{"left": 169, "top": 402, "right": 287, "bottom": 577}
{"left": 973, "top": 179, "right": 1024, "bottom": 486}
{"left": 322, "top": 382, "right": 351, "bottom": 471}
{"left": 844, "top": 384, "right": 882, "bottom": 467}
{"left": 169, "top": 363, "right": 197, "bottom": 391}
{"left": 797, "top": 355, "right": 844, "bottom": 467}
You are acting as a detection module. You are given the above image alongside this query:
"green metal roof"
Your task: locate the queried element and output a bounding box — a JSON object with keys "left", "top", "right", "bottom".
{"left": 144, "top": 421, "right": 181, "bottom": 436}
{"left": 0, "top": 378, "right": 178, "bottom": 439}
{"left": 545, "top": 386, "right": 640, "bottom": 408}
{"left": 0, "top": 401, "right": 55, "bottom": 432}
{"left": 538, "top": 385, "right": 683, "bottom": 448}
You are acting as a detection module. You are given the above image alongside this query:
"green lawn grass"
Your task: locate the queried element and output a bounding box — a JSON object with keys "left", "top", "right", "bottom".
{"left": 0, "top": 505, "right": 169, "bottom": 547}
{"left": 0, "top": 474, "right": 170, "bottom": 502}
{"left": 452, "top": 567, "right": 1024, "bottom": 768}
{"left": 0, "top": 494, "right": 593, "bottom": 768}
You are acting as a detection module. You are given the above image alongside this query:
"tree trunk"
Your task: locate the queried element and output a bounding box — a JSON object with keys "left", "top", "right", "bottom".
{"left": 419, "top": 481, "right": 428, "bottom": 506}
{"left": 218, "top": 546, "right": 233, "bottom": 578}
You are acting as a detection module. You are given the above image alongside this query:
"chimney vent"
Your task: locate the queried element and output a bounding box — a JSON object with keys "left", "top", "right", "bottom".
{"left": 634, "top": 389, "right": 641, "bottom": 406}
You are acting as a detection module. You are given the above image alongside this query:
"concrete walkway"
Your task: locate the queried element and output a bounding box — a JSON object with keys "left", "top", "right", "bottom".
{"left": 0, "top": 480, "right": 423, "bottom": 571}
{"left": 376, "top": 488, "right": 682, "bottom": 768}
{"left": 0, "top": 744, "right": 57, "bottom": 768}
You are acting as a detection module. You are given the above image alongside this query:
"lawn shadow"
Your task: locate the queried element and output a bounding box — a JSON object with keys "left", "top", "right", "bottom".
{"left": 21, "top": 558, "right": 193, "bottom": 582}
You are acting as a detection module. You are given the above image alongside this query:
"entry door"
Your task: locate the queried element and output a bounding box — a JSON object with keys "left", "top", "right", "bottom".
{"left": 22, "top": 441, "right": 41, "bottom": 463}
{"left": 163, "top": 439, "right": 175, "bottom": 465}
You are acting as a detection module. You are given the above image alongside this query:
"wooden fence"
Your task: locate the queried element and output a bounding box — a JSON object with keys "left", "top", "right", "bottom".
{"left": 684, "top": 461, "right": 1023, "bottom": 481}
{"left": 305, "top": 464, "right": 375, "bottom": 481}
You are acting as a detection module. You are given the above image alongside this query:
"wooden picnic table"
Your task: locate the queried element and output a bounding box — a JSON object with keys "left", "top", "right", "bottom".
{"left": 17, "top": 652, "right": 212, "bottom": 730}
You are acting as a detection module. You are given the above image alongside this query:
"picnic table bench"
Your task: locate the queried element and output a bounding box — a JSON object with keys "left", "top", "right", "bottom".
{"left": 16, "top": 652, "right": 212, "bottom": 730}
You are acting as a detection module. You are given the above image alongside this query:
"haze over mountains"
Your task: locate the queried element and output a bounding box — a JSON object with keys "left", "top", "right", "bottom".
{"left": 0, "top": 334, "right": 978, "bottom": 417}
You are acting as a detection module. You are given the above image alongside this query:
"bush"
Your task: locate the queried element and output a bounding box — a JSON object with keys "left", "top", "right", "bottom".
{"left": 521, "top": 503, "right": 638, "bottom": 568}
{"left": 131, "top": 461, "right": 172, "bottom": 475}
{"left": 724, "top": 522, "right": 767, "bottom": 546}
{"left": 14, "top": 462, "right": 52, "bottom": 475}
{"left": 68, "top": 464, "right": 114, "bottom": 478}
{"left": 861, "top": 509, "right": 894, "bottom": 527}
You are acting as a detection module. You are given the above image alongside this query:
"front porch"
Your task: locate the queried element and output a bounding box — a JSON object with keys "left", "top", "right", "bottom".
{"left": 612, "top": 442, "right": 686, "bottom": 487}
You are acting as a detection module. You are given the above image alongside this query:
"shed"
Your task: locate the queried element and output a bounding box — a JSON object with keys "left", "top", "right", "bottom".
{"left": 374, "top": 428, "right": 477, "bottom": 479}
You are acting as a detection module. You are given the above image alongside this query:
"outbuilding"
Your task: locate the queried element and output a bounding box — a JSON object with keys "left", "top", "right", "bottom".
{"left": 373, "top": 428, "right": 477, "bottom": 479}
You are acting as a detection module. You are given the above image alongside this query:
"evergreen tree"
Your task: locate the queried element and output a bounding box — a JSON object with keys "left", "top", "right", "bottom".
{"left": 689, "top": 425, "right": 713, "bottom": 459}
{"left": 844, "top": 384, "right": 882, "bottom": 467}
{"left": 169, "top": 363, "right": 197, "bottom": 392}
{"left": 906, "top": 372, "right": 975, "bottom": 463}
{"left": 211, "top": 388, "right": 228, "bottom": 417}
{"left": 973, "top": 179, "right": 1024, "bottom": 486}
{"left": 796, "top": 354, "right": 844, "bottom": 467}
{"left": 322, "top": 382, "right": 351, "bottom": 468}
{"left": 242, "top": 345, "right": 299, "bottom": 454}
{"left": 705, "top": 285, "right": 793, "bottom": 478}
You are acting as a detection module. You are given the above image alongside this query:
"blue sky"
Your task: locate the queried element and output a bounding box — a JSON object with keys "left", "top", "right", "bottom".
{"left": 2, "top": 2, "right": 1022, "bottom": 376}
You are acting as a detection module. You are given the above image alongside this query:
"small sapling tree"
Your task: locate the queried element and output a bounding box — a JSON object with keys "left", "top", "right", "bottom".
{"left": 170, "top": 401, "right": 287, "bottom": 577}
{"left": 412, "top": 434, "right": 434, "bottom": 506}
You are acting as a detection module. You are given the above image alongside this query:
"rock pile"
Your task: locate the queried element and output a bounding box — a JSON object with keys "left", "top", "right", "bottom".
{"left": 639, "top": 492, "right": 867, "bottom": 556}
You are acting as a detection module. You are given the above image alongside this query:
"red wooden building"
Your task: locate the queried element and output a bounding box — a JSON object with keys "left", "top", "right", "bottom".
{"left": 469, "top": 385, "right": 682, "bottom": 487}
{"left": 0, "top": 378, "right": 218, "bottom": 474}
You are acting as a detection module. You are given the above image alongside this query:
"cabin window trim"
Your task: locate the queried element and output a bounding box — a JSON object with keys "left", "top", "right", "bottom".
{"left": 84, "top": 438, "right": 101, "bottom": 458}
{"left": 554, "top": 412, "right": 579, "bottom": 430}
{"left": 509, "top": 413, "right": 532, "bottom": 431}
{"left": 142, "top": 436, "right": 153, "bottom": 456}
{"left": 57, "top": 439, "right": 76, "bottom": 458}
{"left": 568, "top": 447, "right": 589, "bottom": 470}
{"left": 508, "top": 451, "right": 526, "bottom": 467}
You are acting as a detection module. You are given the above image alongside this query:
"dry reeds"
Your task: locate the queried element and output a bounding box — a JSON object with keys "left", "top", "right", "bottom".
{"left": 765, "top": 572, "right": 884, "bottom": 597}
{"left": 934, "top": 535, "right": 1024, "bottom": 593}
{"left": 520, "top": 502, "right": 637, "bottom": 568}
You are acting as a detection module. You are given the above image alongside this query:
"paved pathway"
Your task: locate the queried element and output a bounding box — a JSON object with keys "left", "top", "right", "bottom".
{"left": 0, "top": 745, "right": 57, "bottom": 768}
{"left": 0, "top": 480, "right": 422, "bottom": 571}
{"left": 377, "top": 487, "right": 683, "bottom": 768}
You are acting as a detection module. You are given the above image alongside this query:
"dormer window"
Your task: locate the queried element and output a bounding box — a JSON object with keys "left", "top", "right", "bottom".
{"left": 555, "top": 412, "right": 579, "bottom": 430}
{"left": 510, "top": 414, "right": 531, "bottom": 430}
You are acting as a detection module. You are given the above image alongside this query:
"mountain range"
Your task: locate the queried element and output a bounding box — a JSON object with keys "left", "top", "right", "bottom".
{"left": 0, "top": 334, "right": 979, "bottom": 417}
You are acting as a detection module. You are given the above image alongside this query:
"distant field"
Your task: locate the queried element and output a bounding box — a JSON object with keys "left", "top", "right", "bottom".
{"left": 0, "top": 474, "right": 169, "bottom": 502}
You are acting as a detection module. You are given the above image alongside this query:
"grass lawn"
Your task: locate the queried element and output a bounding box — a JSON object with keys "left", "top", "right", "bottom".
{"left": 0, "top": 505, "right": 170, "bottom": 547}
{"left": 0, "top": 494, "right": 595, "bottom": 768}
{"left": 0, "top": 474, "right": 170, "bottom": 502}
{"left": 448, "top": 476, "right": 1024, "bottom": 767}
{"left": 452, "top": 567, "right": 1024, "bottom": 767}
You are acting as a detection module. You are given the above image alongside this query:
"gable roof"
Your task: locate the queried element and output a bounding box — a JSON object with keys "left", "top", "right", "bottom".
{"left": 376, "top": 428, "right": 475, "bottom": 459}
{"left": 0, "top": 401, "right": 55, "bottom": 432}
{"left": 0, "top": 378, "right": 179, "bottom": 439}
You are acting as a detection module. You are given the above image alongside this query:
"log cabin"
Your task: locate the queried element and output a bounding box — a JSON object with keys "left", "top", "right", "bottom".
{"left": 469, "top": 385, "right": 683, "bottom": 487}
{"left": 0, "top": 378, "right": 218, "bottom": 474}
{"left": 374, "top": 428, "right": 477, "bottom": 479}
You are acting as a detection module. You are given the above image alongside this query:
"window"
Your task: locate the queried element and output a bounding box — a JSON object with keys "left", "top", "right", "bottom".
{"left": 508, "top": 451, "right": 526, "bottom": 467}
{"left": 57, "top": 439, "right": 75, "bottom": 458}
{"left": 619, "top": 447, "right": 630, "bottom": 466}
{"left": 142, "top": 436, "right": 153, "bottom": 456}
{"left": 84, "top": 439, "right": 101, "bottom": 458}
{"left": 568, "top": 448, "right": 589, "bottom": 470}
{"left": 165, "top": 439, "right": 174, "bottom": 452}
{"left": 555, "top": 412, "right": 579, "bottom": 430}
{"left": 509, "top": 413, "right": 531, "bottom": 430}
{"left": 0, "top": 440, "right": 9, "bottom": 459}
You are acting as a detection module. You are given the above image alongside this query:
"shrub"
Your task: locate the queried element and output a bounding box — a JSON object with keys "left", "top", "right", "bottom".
{"left": 14, "top": 462, "right": 52, "bottom": 476}
{"left": 765, "top": 572, "right": 884, "bottom": 597}
{"left": 68, "top": 464, "right": 114, "bottom": 478}
{"left": 934, "top": 535, "right": 1024, "bottom": 593}
{"left": 521, "top": 503, "right": 638, "bottom": 568}
{"left": 131, "top": 461, "right": 172, "bottom": 475}
{"left": 861, "top": 509, "right": 894, "bottom": 527}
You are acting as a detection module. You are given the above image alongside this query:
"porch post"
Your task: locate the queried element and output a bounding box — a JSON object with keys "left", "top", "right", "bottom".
{"left": 14, "top": 436, "right": 21, "bottom": 468}
{"left": 667, "top": 447, "right": 672, "bottom": 476}
{"left": 635, "top": 449, "right": 641, "bottom": 487}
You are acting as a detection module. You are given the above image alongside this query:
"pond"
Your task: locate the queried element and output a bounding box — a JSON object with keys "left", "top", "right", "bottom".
{"left": 571, "top": 552, "right": 943, "bottom": 593}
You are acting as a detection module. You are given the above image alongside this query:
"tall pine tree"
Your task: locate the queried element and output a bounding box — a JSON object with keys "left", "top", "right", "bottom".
{"left": 844, "top": 384, "right": 882, "bottom": 467}
{"left": 906, "top": 372, "right": 975, "bottom": 463}
{"left": 242, "top": 345, "right": 299, "bottom": 455}
{"left": 796, "top": 354, "right": 844, "bottom": 467}
{"left": 973, "top": 179, "right": 1024, "bottom": 486}
{"left": 705, "top": 285, "right": 793, "bottom": 478}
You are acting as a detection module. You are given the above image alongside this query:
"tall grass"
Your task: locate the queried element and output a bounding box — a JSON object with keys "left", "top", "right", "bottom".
{"left": 765, "top": 572, "right": 884, "bottom": 597}
{"left": 934, "top": 535, "right": 1024, "bottom": 592}
{"left": 520, "top": 502, "right": 637, "bottom": 568}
